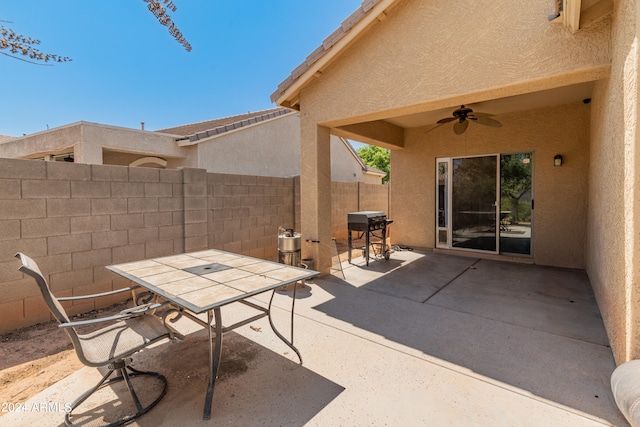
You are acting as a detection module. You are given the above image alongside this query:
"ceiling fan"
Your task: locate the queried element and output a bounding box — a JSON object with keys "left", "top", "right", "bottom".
{"left": 431, "top": 105, "right": 502, "bottom": 134}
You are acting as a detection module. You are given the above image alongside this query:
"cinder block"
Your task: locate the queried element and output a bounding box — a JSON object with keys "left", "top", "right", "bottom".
{"left": 49, "top": 267, "right": 93, "bottom": 293}
{"left": 92, "top": 230, "right": 128, "bottom": 249}
{"left": 232, "top": 185, "right": 249, "bottom": 196}
{"left": 128, "top": 227, "right": 159, "bottom": 244}
{"left": 127, "top": 197, "right": 158, "bottom": 213}
{"left": 112, "top": 244, "right": 145, "bottom": 264}
{"left": 232, "top": 228, "right": 250, "bottom": 242}
{"left": 184, "top": 235, "right": 207, "bottom": 252}
{"left": 0, "top": 277, "right": 39, "bottom": 302}
{"left": 185, "top": 222, "right": 207, "bottom": 237}
{"left": 145, "top": 239, "right": 175, "bottom": 258}
{"left": 207, "top": 173, "right": 224, "bottom": 185}
{"left": 71, "top": 215, "right": 110, "bottom": 234}
{"left": 47, "top": 233, "right": 91, "bottom": 255}
{"left": 224, "top": 219, "right": 242, "bottom": 232}
{"left": 71, "top": 181, "right": 111, "bottom": 198}
{"left": 91, "top": 198, "right": 127, "bottom": 215}
{"left": 111, "top": 182, "right": 144, "bottom": 198}
{"left": 111, "top": 213, "right": 144, "bottom": 230}
{"left": 91, "top": 164, "right": 128, "bottom": 182}
{"left": 158, "top": 197, "right": 183, "bottom": 212}
{"left": 144, "top": 212, "right": 173, "bottom": 227}
{"left": 0, "top": 299, "right": 24, "bottom": 333}
{"left": 223, "top": 197, "right": 242, "bottom": 208}
{"left": 24, "top": 295, "right": 51, "bottom": 319}
{"left": 129, "top": 167, "right": 160, "bottom": 183}
{"left": 183, "top": 184, "right": 207, "bottom": 197}
{"left": 144, "top": 182, "right": 173, "bottom": 198}
{"left": 47, "top": 198, "right": 91, "bottom": 217}
{"left": 182, "top": 168, "right": 206, "bottom": 185}
{"left": 0, "top": 179, "right": 21, "bottom": 199}
{"left": 184, "top": 210, "right": 207, "bottom": 224}
{"left": 22, "top": 217, "right": 70, "bottom": 238}
{"left": 0, "top": 199, "right": 47, "bottom": 220}
{"left": 159, "top": 224, "right": 183, "bottom": 241}
{"left": 184, "top": 197, "right": 207, "bottom": 211}
{"left": 0, "top": 238, "right": 47, "bottom": 261}
{"left": 46, "top": 161, "right": 91, "bottom": 181}
{"left": 223, "top": 174, "right": 242, "bottom": 186}
{"left": 72, "top": 248, "right": 112, "bottom": 270}
{"left": 159, "top": 169, "right": 182, "bottom": 184}
{"left": 0, "top": 158, "right": 45, "bottom": 179}
{"left": 240, "top": 175, "right": 257, "bottom": 186}
{"left": 0, "top": 220, "right": 20, "bottom": 241}
{"left": 31, "top": 253, "right": 73, "bottom": 275}
{"left": 222, "top": 241, "right": 242, "bottom": 254}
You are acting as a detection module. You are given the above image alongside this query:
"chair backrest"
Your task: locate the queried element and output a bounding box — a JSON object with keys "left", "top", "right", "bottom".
{"left": 15, "top": 253, "right": 70, "bottom": 324}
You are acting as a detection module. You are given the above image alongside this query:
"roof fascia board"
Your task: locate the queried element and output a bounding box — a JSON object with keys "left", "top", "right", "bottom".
{"left": 274, "top": 0, "right": 399, "bottom": 108}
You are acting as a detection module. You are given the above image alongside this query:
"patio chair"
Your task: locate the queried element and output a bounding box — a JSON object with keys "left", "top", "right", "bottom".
{"left": 15, "top": 252, "right": 183, "bottom": 427}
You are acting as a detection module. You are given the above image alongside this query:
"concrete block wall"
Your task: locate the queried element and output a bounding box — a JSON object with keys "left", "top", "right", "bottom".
{"left": 0, "top": 158, "right": 388, "bottom": 333}
{"left": 0, "top": 159, "right": 186, "bottom": 333}
{"left": 207, "top": 173, "right": 296, "bottom": 260}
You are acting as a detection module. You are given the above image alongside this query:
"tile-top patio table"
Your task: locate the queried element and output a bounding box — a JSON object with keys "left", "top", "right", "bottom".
{"left": 107, "top": 249, "right": 319, "bottom": 420}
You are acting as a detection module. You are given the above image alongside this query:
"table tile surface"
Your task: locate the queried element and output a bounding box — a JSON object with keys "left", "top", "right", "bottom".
{"left": 108, "top": 249, "right": 318, "bottom": 313}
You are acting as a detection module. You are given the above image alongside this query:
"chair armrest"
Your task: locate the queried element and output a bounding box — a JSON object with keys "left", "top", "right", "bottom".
{"left": 58, "top": 301, "right": 171, "bottom": 328}
{"left": 57, "top": 286, "right": 142, "bottom": 302}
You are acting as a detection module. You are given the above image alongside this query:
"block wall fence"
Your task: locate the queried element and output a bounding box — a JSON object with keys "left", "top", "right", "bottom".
{"left": 0, "top": 158, "right": 389, "bottom": 333}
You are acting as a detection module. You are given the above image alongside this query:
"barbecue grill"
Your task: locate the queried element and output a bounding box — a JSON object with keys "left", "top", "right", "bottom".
{"left": 348, "top": 211, "right": 393, "bottom": 266}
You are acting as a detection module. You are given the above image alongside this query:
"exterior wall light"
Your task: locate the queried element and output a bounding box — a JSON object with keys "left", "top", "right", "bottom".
{"left": 554, "top": 154, "right": 563, "bottom": 166}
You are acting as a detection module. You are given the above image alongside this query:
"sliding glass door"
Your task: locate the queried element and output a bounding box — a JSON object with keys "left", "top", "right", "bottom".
{"left": 436, "top": 153, "right": 532, "bottom": 256}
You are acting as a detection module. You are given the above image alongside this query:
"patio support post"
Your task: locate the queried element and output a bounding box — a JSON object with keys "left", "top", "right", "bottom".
{"left": 300, "top": 118, "right": 333, "bottom": 275}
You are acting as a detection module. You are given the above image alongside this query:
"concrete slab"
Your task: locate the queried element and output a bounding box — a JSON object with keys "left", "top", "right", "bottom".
{"left": 0, "top": 249, "right": 627, "bottom": 426}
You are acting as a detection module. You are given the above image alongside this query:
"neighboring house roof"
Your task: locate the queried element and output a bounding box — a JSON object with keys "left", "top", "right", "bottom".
{"left": 156, "top": 108, "right": 293, "bottom": 142}
{"left": 341, "top": 138, "right": 386, "bottom": 177}
{"left": 0, "top": 135, "right": 16, "bottom": 143}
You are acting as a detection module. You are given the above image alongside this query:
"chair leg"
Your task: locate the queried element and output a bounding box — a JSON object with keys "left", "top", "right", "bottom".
{"left": 64, "top": 360, "right": 168, "bottom": 427}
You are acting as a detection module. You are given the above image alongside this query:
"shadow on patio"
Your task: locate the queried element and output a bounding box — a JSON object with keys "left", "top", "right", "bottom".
{"left": 316, "top": 249, "right": 625, "bottom": 425}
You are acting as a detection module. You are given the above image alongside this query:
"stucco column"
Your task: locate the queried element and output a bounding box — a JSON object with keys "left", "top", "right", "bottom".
{"left": 300, "top": 116, "right": 333, "bottom": 274}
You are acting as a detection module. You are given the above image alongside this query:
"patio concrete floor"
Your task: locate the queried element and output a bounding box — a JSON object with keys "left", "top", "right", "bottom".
{"left": 1, "top": 249, "right": 628, "bottom": 426}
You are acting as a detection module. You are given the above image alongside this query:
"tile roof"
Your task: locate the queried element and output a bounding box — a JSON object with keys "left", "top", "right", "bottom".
{"left": 270, "top": 0, "right": 385, "bottom": 104}
{"left": 156, "top": 108, "right": 293, "bottom": 142}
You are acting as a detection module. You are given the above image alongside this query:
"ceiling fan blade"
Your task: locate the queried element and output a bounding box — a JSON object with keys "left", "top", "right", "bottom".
{"left": 474, "top": 116, "right": 502, "bottom": 127}
{"left": 453, "top": 120, "right": 469, "bottom": 134}
{"left": 468, "top": 112, "right": 495, "bottom": 118}
{"left": 436, "top": 117, "right": 456, "bottom": 124}
{"left": 425, "top": 122, "right": 447, "bottom": 134}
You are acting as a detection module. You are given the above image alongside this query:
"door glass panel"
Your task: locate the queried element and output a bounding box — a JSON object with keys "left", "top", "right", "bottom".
{"left": 500, "top": 153, "right": 532, "bottom": 255}
{"left": 451, "top": 156, "right": 497, "bottom": 251}
{"left": 437, "top": 161, "right": 449, "bottom": 247}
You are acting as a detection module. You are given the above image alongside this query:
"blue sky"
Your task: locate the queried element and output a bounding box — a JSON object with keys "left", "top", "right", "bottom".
{"left": 0, "top": 1, "right": 363, "bottom": 137}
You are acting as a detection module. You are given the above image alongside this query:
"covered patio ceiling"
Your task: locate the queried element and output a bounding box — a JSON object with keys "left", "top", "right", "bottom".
{"left": 330, "top": 80, "right": 597, "bottom": 149}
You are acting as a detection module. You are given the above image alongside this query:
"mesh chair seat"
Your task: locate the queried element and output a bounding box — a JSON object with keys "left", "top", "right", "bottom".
{"left": 78, "top": 314, "right": 173, "bottom": 366}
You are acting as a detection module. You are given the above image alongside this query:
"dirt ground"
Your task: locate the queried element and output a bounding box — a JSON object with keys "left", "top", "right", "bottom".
{"left": 0, "top": 239, "right": 369, "bottom": 411}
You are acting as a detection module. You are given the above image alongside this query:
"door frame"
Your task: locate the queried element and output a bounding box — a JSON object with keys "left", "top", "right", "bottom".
{"left": 436, "top": 153, "right": 534, "bottom": 257}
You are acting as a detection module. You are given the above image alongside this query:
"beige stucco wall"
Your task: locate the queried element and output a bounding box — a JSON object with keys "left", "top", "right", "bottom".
{"left": 298, "top": 0, "right": 610, "bottom": 126}
{"left": 194, "top": 114, "right": 378, "bottom": 183}
{"left": 587, "top": 0, "right": 640, "bottom": 364}
{"left": 0, "top": 122, "right": 190, "bottom": 166}
{"left": 293, "top": 0, "right": 610, "bottom": 274}
{"left": 394, "top": 101, "right": 590, "bottom": 268}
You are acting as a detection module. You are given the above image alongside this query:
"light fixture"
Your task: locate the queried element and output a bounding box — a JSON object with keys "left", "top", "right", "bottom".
{"left": 554, "top": 154, "right": 563, "bottom": 167}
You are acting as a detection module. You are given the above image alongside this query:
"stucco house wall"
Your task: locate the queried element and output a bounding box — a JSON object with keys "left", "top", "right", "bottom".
{"left": 272, "top": 0, "right": 640, "bottom": 365}
{"left": 587, "top": 0, "right": 640, "bottom": 363}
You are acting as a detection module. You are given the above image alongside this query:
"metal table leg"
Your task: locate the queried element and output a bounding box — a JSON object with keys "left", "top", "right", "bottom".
{"left": 203, "top": 308, "right": 222, "bottom": 420}
{"left": 267, "top": 287, "right": 303, "bottom": 364}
